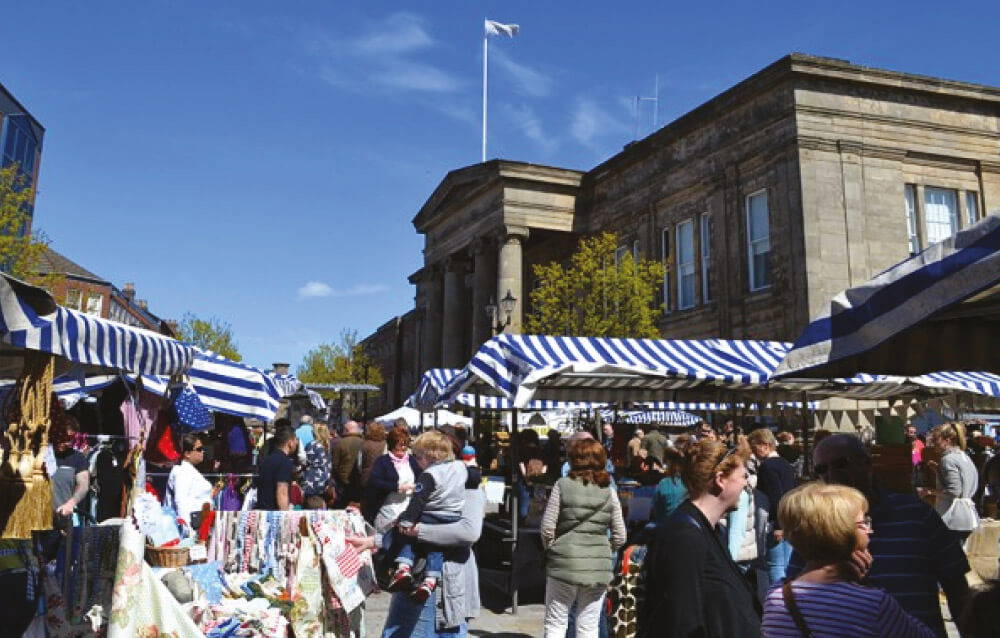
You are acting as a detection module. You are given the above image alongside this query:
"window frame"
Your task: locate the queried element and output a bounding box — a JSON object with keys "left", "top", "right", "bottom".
{"left": 699, "top": 212, "right": 711, "bottom": 303}
{"left": 745, "top": 189, "right": 772, "bottom": 292}
{"left": 922, "top": 186, "right": 959, "bottom": 246}
{"left": 965, "top": 191, "right": 980, "bottom": 227}
{"left": 660, "top": 227, "right": 671, "bottom": 314}
{"left": 85, "top": 292, "right": 103, "bottom": 316}
{"left": 904, "top": 184, "right": 920, "bottom": 257}
{"left": 676, "top": 219, "right": 696, "bottom": 310}
{"left": 65, "top": 288, "right": 82, "bottom": 311}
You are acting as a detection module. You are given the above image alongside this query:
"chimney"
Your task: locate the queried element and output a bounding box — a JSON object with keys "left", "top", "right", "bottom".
{"left": 122, "top": 283, "right": 136, "bottom": 299}
{"left": 137, "top": 299, "right": 148, "bottom": 310}
{"left": 272, "top": 363, "right": 290, "bottom": 375}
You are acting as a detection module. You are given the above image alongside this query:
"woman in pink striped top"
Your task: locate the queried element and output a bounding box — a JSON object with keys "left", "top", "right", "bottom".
{"left": 762, "top": 482, "right": 935, "bottom": 637}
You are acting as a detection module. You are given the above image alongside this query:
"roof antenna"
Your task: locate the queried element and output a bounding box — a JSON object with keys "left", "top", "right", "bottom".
{"left": 632, "top": 75, "right": 660, "bottom": 140}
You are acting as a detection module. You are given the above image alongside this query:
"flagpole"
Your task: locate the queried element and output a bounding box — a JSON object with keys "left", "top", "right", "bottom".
{"left": 481, "top": 32, "right": 488, "bottom": 163}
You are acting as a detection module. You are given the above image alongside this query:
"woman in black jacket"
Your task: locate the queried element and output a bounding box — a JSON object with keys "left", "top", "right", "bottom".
{"left": 641, "top": 439, "right": 762, "bottom": 637}
{"left": 363, "top": 425, "right": 422, "bottom": 530}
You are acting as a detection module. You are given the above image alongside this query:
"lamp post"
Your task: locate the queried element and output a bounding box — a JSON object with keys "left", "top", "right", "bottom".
{"left": 485, "top": 289, "right": 517, "bottom": 336}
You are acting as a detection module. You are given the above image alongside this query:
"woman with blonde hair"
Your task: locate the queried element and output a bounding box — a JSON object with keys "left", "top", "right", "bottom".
{"left": 929, "top": 422, "right": 979, "bottom": 542}
{"left": 541, "top": 437, "right": 625, "bottom": 638}
{"left": 302, "top": 422, "right": 333, "bottom": 508}
{"left": 762, "top": 481, "right": 934, "bottom": 637}
{"left": 641, "top": 438, "right": 761, "bottom": 637}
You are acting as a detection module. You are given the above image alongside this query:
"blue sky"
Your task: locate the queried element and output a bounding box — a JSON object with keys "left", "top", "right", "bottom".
{"left": 3, "top": 1, "right": 998, "bottom": 371}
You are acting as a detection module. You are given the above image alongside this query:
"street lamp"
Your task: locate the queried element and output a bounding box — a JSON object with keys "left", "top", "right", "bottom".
{"left": 486, "top": 289, "right": 517, "bottom": 335}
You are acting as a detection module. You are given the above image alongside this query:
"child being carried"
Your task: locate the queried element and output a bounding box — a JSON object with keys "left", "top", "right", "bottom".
{"left": 387, "top": 431, "right": 481, "bottom": 601}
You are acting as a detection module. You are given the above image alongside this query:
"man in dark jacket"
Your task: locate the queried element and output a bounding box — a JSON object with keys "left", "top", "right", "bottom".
{"left": 331, "top": 420, "right": 364, "bottom": 507}
{"left": 640, "top": 426, "right": 668, "bottom": 465}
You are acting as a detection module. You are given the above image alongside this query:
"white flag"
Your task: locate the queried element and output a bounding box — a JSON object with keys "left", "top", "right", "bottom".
{"left": 484, "top": 19, "right": 519, "bottom": 38}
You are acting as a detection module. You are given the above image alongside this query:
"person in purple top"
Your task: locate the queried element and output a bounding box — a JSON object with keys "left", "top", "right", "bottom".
{"left": 763, "top": 481, "right": 935, "bottom": 637}
{"left": 787, "top": 434, "right": 969, "bottom": 636}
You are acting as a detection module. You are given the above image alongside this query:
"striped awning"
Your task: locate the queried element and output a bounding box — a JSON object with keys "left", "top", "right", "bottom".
{"left": 0, "top": 274, "right": 194, "bottom": 376}
{"left": 269, "top": 373, "right": 303, "bottom": 397}
{"left": 439, "top": 335, "right": 1000, "bottom": 408}
{"left": 137, "top": 349, "right": 280, "bottom": 420}
{"left": 775, "top": 214, "right": 1000, "bottom": 378}
{"left": 601, "top": 409, "right": 701, "bottom": 426}
{"left": 0, "top": 373, "right": 119, "bottom": 397}
{"left": 439, "top": 335, "right": 789, "bottom": 408}
{"left": 407, "top": 367, "right": 608, "bottom": 411}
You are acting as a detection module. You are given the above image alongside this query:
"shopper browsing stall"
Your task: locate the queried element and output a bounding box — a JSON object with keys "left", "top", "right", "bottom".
{"left": 257, "top": 428, "right": 298, "bottom": 510}
{"left": 165, "top": 433, "right": 215, "bottom": 523}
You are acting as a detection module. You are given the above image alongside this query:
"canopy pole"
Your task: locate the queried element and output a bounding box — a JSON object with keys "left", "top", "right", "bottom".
{"left": 510, "top": 406, "right": 519, "bottom": 615}
{"left": 800, "top": 391, "right": 812, "bottom": 477}
{"left": 474, "top": 390, "right": 482, "bottom": 443}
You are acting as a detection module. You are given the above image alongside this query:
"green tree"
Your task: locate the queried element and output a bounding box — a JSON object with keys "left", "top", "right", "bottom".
{"left": 176, "top": 313, "right": 242, "bottom": 361}
{"left": 526, "top": 231, "right": 666, "bottom": 338}
{"left": 0, "top": 163, "right": 56, "bottom": 286}
{"left": 297, "top": 328, "right": 383, "bottom": 386}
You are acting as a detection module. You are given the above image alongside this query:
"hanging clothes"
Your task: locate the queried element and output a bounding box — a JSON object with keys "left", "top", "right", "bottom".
{"left": 91, "top": 440, "right": 130, "bottom": 522}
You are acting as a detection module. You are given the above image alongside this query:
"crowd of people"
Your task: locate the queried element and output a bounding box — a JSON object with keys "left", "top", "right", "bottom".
{"left": 53, "top": 409, "right": 999, "bottom": 638}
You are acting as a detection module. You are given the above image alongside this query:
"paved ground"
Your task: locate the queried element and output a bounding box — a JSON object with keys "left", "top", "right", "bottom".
{"left": 363, "top": 570, "right": 970, "bottom": 637}
{"left": 363, "top": 569, "right": 545, "bottom": 637}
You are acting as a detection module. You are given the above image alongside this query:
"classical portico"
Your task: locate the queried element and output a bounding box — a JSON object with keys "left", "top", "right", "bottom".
{"left": 410, "top": 160, "right": 584, "bottom": 371}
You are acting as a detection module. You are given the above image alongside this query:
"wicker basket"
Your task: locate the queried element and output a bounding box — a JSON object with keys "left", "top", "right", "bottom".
{"left": 145, "top": 544, "right": 190, "bottom": 568}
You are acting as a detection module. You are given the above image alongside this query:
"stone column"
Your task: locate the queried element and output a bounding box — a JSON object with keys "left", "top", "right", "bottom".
{"left": 470, "top": 237, "right": 496, "bottom": 351}
{"left": 497, "top": 226, "right": 529, "bottom": 333}
{"left": 441, "top": 256, "right": 469, "bottom": 368}
{"left": 420, "top": 265, "right": 443, "bottom": 370}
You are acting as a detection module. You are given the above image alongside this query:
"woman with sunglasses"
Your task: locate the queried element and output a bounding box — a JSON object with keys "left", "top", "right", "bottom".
{"left": 762, "top": 481, "right": 935, "bottom": 637}
{"left": 165, "top": 433, "right": 215, "bottom": 524}
{"left": 640, "top": 439, "right": 761, "bottom": 637}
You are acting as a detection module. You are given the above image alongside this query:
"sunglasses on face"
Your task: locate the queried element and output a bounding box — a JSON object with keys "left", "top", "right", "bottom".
{"left": 192, "top": 446, "right": 204, "bottom": 452}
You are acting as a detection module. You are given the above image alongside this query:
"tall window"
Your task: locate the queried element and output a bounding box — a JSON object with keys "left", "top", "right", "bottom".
{"left": 65, "top": 289, "right": 82, "bottom": 310}
{"left": 85, "top": 293, "right": 103, "bottom": 316}
{"left": 904, "top": 184, "right": 920, "bottom": 256}
{"left": 923, "top": 187, "right": 958, "bottom": 245}
{"left": 661, "top": 228, "right": 670, "bottom": 313}
{"left": 676, "top": 220, "right": 696, "bottom": 309}
{"left": 1, "top": 116, "right": 37, "bottom": 181}
{"left": 699, "top": 213, "right": 711, "bottom": 303}
{"left": 746, "top": 190, "right": 771, "bottom": 291}
{"left": 965, "top": 191, "right": 980, "bottom": 227}
{"left": 615, "top": 244, "right": 630, "bottom": 267}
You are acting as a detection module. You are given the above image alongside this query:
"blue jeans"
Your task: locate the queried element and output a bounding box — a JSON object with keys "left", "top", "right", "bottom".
{"left": 381, "top": 589, "right": 466, "bottom": 638}
{"left": 515, "top": 478, "right": 530, "bottom": 519}
{"left": 766, "top": 539, "right": 792, "bottom": 585}
{"left": 394, "top": 512, "right": 461, "bottom": 580}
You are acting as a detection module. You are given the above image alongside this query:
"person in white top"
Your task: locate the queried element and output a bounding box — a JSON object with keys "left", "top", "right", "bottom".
{"left": 166, "top": 433, "right": 215, "bottom": 523}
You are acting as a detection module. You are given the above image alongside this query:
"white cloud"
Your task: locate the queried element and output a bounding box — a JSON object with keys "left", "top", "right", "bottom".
{"left": 352, "top": 12, "right": 434, "bottom": 56}
{"left": 504, "top": 103, "right": 557, "bottom": 154}
{"left": 571, "top": 98, "right": 630, "bottom": 149}
{"left": 307, "top": 13, "right": 462, "bottom": 97}
{"left": 297, "top": 281, "right": 333, "bottom": 298}
{"left": 297, "top": 281, "right": 389, "bottom": 300}
{"left": 491, "top": 47, "right": 553, "bottom": 98}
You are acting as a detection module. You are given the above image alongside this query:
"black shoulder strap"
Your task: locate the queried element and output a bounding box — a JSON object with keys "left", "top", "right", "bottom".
{"left": 782, "top": 581, "right": 814, "bottom": 638}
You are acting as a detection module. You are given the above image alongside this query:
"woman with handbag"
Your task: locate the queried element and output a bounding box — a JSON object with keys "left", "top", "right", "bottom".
{"left": 762, "top": 481, "right": 934, "bottom": 637}
{"left": 540, "top": 438, "right": 626, "bottom": 638}
{"left": 928, "top": 422, "right": 980, "bottom": 543}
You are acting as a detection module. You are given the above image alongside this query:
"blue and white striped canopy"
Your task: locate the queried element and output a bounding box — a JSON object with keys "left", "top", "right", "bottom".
{"left": 269, "top": 373, "right": 304, "bottom": 397}
{"left": 407, "top": 367, "right": 608, "bottom": 411}
{"left": 136, "top": 349, "right": 281, "bottom": 420}
{"left": 0, "top": 373, "right": 119, "bottom": 397}
{"left": 601, "top": 409, "right": 701, "bottom": 426}
{"left": 438, "top": 335, "right": 1000, "bottom": 407}
{"left": 775, "top": 214, "right": 1000, "bottom": 378}
{"left": 439, "top": 334, "right": 789, "bottom": 408}
{"left": 0, "top": 275, "right": 194, "bottom": 376}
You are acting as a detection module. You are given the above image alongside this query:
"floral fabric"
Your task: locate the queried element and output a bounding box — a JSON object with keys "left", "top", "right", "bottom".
{"left": 302, "top": 441, "right": 332, "bottom": 496}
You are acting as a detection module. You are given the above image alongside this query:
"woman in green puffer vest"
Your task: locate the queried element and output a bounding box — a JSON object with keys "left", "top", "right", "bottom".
{"left": 541, "top": 437, "right": 627, "bottom": 638}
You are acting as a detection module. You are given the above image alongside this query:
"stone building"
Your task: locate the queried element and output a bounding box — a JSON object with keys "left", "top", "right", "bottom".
{"left": 363, "top": 53, "right": 1000, "bottom": 408}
